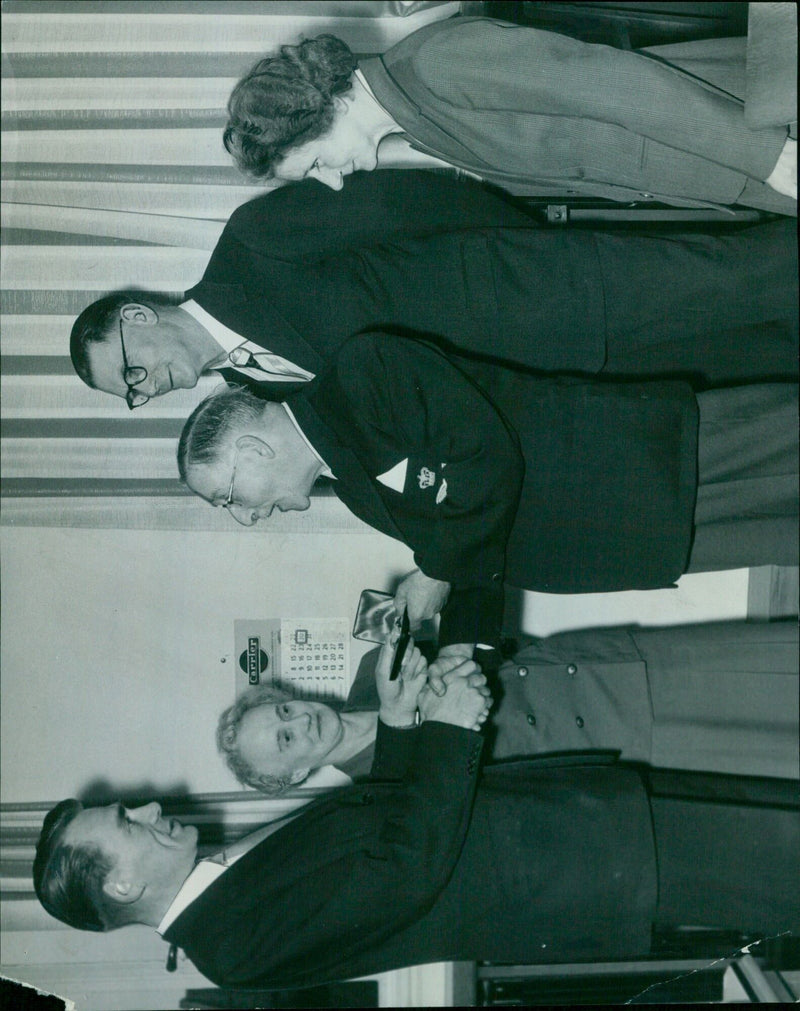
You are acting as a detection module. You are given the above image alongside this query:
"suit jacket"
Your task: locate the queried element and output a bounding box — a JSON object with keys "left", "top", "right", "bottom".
{"left": 187, "top": 168, "right": 610, "bottom": 379}
{"left": 165, "top": 721, "right": 656, "bottom": 989}
{"left": 361, "top": 18, "right": 796, "bottom": 214}
{"left": 289, "top": 333, "right": 698, "bottom": 646}
{"left": 185, "top": 170, "right": 798, "bottom": 392}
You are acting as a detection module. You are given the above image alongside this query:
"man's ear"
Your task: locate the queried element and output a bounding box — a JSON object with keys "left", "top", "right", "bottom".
{"left": 120, "top": 303, "right": 158, "bottom": 326}
{"left": 235, "top": 433, "right": 275, "bottom": 460}
{"left": 102, "top": 878, "right": 146, "bottom": 906}
{"left": 289, "top": 768, "right": 310, "bottom": 785}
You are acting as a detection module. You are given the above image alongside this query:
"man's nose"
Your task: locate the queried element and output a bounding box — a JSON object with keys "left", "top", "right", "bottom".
{"left": 129, "top": 802, "right": 161, "bottom": 824}
{"left": 134, "top": 372, "right": 160, "bottom": 398}
{"left": 313, "top": 165, "right": 344, "bottom": 190}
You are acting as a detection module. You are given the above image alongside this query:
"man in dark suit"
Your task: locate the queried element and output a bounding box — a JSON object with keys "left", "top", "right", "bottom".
{"left": 69, "top": 171, "right": 798, "bottom": 406}
{"left": 34, "top": 673, "right": 798, "bottom": 990}
{"left": 177, "top": 332, "right": 798, "bottom": 669}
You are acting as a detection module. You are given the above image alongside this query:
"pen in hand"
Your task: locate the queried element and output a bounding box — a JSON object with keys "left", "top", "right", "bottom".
{"left": 389, "top": 610, "right": 411, "bottom": 681}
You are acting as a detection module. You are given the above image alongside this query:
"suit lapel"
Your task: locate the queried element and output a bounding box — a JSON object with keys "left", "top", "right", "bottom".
{"left": 289, "top": 397, "right": 405, "bottom": 542}
{"left": 188, "top": 279, "right": 326, "bottom": 374}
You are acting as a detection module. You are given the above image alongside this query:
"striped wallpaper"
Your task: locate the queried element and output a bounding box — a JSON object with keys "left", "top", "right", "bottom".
{"left": 0, "top": 0, "right": 459, "bottom": 530}
{"left": 0, "top": 0, "right": 459, "bottom": 915}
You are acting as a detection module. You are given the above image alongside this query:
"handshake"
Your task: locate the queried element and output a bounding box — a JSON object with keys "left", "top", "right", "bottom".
{"left": 374, "top": 627, "right": 492, "bottom": 733}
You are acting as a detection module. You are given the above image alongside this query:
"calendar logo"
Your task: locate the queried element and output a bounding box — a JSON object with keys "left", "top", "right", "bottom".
{"left": 238, "top": 636, "right": 269, "bottom": 685}
{"left": 234, "top": 619, "right": 351, "bottom": 701}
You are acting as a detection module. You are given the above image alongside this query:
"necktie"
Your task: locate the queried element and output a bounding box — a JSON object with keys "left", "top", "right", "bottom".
{"left": 228, "top": 346, "right": 312, "bottom": 382}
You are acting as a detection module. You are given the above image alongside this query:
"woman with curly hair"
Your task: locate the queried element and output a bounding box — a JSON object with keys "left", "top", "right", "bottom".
{"left": 224, "top": 16, "right": 796, "bottom": 211}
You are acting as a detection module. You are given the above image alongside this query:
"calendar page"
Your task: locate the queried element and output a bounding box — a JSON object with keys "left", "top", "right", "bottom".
{"left": 234, "top": 618, "right": 351, "bottom": 701}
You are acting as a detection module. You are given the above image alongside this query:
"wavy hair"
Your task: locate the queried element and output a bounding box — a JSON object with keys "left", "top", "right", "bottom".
{"left": 224, "top": 35, "right": 357, "bottom": 179}
{"left": 216, "top": 685, "right": 310, "bottom": 795}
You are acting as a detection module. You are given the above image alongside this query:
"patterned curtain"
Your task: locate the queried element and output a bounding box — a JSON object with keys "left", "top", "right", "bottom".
{"left": 0, "top": 0, "right": 458, "bottom": 920}
{"left": 1, "top": 0, "right": 459, "bottom": 531}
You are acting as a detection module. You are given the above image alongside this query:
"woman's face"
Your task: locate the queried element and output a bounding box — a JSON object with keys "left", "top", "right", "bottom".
{"left": 236, "top": 699, "right": 344, "bottom": 782}
{"left": 272, "top": 105, "right": 381, "bottom": 190}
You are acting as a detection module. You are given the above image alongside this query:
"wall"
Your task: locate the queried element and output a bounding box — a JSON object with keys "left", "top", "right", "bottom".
{"left": 0, "top": 519, "right": 751, "bottom": 1011}
{"left": 0, "top": 521, "right": 419, "bottom": 802}
{"left": 0, "top": 522, "right": 749, "bottom": 805}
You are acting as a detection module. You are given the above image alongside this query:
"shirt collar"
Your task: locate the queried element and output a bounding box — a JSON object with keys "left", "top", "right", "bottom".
{"left": 157, "top": 812, "right": 306, "bottom": 936}
{"left": 281, "top": 402, "right": 334, "bottom": 479}
{"left": 180, "top": 299, "right": 249, "bottom": 358}
{"left": 354, "top": 67, "right": 377, "bottom": 101}
{"left": 157, "top": 860, "right": 225, "bottom": 936}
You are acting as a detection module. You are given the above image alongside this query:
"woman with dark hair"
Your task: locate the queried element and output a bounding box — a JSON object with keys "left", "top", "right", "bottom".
{"left": 224, "top": 17, "right": 796, "bottom": 211}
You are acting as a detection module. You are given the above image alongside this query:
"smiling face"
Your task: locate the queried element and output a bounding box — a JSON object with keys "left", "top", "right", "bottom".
{"left": 87, "top": 304, "right": 206, "bottom": 402}
{"left": 272, "top": 95, "right": 388, "bottom": 190}
{"left": 185, "top": 430, "right": 321, "bottom": 527}
{"left": 62, "top": 802, "right": 198, "bottom": 909}
{"left": 236, "top": 699, "right": 344, "bottom": 783}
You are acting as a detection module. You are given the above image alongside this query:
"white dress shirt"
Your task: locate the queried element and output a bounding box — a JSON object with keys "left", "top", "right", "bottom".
{"left": 282, "top": 402, "right": 335, "bottom": 480}
{"left": 157, "top": 812, "right": 301, "bottom": 936}
{"left": 181, "top": 299, "right": 315, "bottom": 384}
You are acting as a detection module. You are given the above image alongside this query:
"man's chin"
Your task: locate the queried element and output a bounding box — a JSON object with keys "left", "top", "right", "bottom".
{"left": 171, "top": 371, "right": 199, "bottom": 390}
{"left": 277, "top": 499, "right": 310, "bottom": 513}
{"left": 179, "top": 823, "right": 200, "bottom": 851}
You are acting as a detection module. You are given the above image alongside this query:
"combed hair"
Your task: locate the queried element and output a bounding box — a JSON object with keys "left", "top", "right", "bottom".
{"left": 224, "top": 34, "right": 357, "bottom": 179}
{"left": 70, "top": 291, "right": 174, "bottom": 387}
{"left": 216, "top": 686, "right": 306, "bottom": 795}
{"left": 33, "top": 800, "right": 117, "bottom": 932}
{"left": 177, "top": 385, "right": 266, "bottom": 483}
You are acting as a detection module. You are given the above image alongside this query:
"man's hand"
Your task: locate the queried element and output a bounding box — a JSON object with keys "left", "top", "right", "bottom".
{"left": 375, "top": 631, "right": 428, "bottom": 728}
{"left": 394, "top": 569, "right": 451, "bottom": 628}
{"left": 419, "top": 661, "right": 492, "bottom": 731}
{"left": 426, "top": 642, "right": 475, "bottom": 697}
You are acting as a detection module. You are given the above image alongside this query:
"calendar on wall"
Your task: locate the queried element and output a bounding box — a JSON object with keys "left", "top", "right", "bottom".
{"left": 234, "top": 618, "right": 351, "bottom": 701}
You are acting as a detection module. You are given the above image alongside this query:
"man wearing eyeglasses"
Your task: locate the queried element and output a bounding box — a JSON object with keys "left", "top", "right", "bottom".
{"left": 69, "top": 171, "right": 798, "bottom": 411}
{"left": 177, "top": 331, "right": 798, "bottom": 664}
{"left": 71, "top": 297, "right": 315, "bottom": 411}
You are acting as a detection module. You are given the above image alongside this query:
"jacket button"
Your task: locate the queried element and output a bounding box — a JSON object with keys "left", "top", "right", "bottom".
{"left": 526, "top": 713, "right": 536, "bottom": 726}
{"left": 575, "top": 716, "right": 584, "bottom": 729}
{"left": 491, "top": 572, "right": 501, "bottom": 582}
{"left": 567, "top": 663, "right": 577, "bottom": 676}
{"left": 517, "top": 665, "right": 528, "bottom": 678}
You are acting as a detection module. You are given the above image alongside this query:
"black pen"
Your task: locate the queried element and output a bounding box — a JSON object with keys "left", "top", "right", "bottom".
{"left": 389, "top": 610, "right": 411, "bottom": 681}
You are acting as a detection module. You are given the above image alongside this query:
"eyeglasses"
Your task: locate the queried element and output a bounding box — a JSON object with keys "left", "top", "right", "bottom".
{"left": 222, "top": 448, "right": 241, "bottom": 511}
{"left": 119, "top": 317, "right": 150, "bottom": 410}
